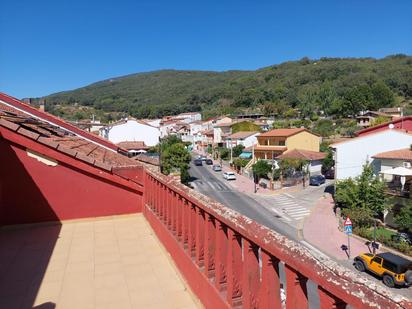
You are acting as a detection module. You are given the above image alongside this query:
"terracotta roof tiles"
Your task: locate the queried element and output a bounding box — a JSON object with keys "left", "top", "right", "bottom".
{"left": 372, "top": 148, "right": 412, "bottom": 161}
{"left": 277, "top": 149, "right": 326, "bottom": 161}
{"left": 227, "top": 131, "right": 259, "bottom": 139}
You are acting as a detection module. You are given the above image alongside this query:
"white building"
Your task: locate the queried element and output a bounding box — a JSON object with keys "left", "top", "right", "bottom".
{"left": 225, "top": 131, "right": 259, "bottom": 149}
{"left": 174, "top": 112, "right": 202, "bottom": 123}
{"left": 100, "top": 118, "right": 160, "bottom": 146}
{"left": 330, "top": 130, "right": 412, "bottom": 180}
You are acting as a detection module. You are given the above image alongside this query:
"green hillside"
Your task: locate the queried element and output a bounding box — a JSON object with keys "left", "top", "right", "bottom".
{"left": 42, "top": 55, "right": 412, "bottom": 120}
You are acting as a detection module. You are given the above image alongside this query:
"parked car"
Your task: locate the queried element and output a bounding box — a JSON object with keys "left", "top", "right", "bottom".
{"left": 212, "top": 164, "right": 222, "bottom": 172}
{"left": 194, "top": 159, "right": 203, "bottom": 166}
{"left": 354, "top": 252, "right": 412, "bottom": 288}
{"left": 200, "top": 156, "right": 207, "bottom": 161}
{"left": 309, "top": 175, "right": 325, "bottom": 186}
{"left": 223, "top": 172, "right": 236, "bottom": 181}
{"left": 205, "top": 159, "right": 213, "bottom": 165}
{"left": 323, "top": 169, "right": 335, "bottom": 179}
{"left": 391, "top": 233, "right": 412, "bottom": 245}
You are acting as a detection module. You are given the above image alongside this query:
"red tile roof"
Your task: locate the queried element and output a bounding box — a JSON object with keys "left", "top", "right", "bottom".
{"left": 277, "top": 149, "right": 327, "bottom": 161}
{"left": 0, "top": 92, "right": 122, "bottom": 152}
{"left": 117, "top": 141, "right": 148, "bottom": 150}
{"left": 227, "top": 131, "right": 258, "bottom": 139}
{"left": 0, "top": 103, "right": 140, "bottom": 169}
{"left": 258, "top": 128, "right": 309, "bottom": 137}
{"left": 372, "top": 148, "right": 412, "bottom": 161}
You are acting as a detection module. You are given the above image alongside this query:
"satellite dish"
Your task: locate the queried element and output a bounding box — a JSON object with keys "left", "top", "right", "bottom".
{"left": 389, "top": 123, "right": 395, "bottom": 129}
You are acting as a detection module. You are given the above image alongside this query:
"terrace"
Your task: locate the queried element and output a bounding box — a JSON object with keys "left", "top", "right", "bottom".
{"left": 0, "top": 214, "right": 198, "bottom": 309}
{"left": 0, "top": 93, "right": 410, "bottom": 309}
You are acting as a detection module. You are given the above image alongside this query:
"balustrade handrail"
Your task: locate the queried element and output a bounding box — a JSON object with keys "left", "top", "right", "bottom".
{"left": 144, "top": 168, "right": 411, "bottom": 309}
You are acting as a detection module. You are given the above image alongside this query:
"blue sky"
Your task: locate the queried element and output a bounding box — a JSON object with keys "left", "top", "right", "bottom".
{"left": 1, "top": 0, "right": 411, "bottom": 98}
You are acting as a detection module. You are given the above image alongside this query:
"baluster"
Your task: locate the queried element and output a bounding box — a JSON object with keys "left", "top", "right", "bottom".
{"left": 318, "top": 286, "right": 346, "bottom": 309}
{"left": 181, "top": 199, "right": 188, "bottom": 246}
{"left": 242, "top": 239, "right": 260, "bottom": 309}
{"left": 187, "top": 203, "right": 197, "bottom": 258}
{"left": 260, "top": 250, "right": 282, "bottom": 309}
{"left": 215, "top": 222, "right": 228, "bottom": 292}
{"left": 285, "top": 264, "right": 308, "bottom": 309}
{"left": 204, "top": 214, "right": 216, "bottom": 279}
{"left": 176, "top": 195, "right": 182, "bottom": 240}
{"left": 195, "top": 209, "right": 205, "bottom": 267}
{"left": 226, "top": 229, "right": 243, "bottom": 307}
{"left": 170, "top": 190, "right": 176, "bottom": 232}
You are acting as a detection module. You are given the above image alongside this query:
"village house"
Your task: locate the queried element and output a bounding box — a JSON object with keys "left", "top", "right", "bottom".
{"left": 116, "top": 141, "right": 149, "bottom": 156}
{"left": 356, "top": 115, "right": 412, "bottom": 136}
{"left": 331, "top": 129, "right": 412, "bottom": 180}
{"left": 225, "top": 131, "right": 259, "bottom": 149}
{"left": 277, "top": 149, "right": 326, "bottom": 175}
{"left": 100, "top": 118, "right": 160, "bottom": 146}
{"left": 253, "top": 128, "right": 321, "bottom": 160}
{"left": 356, "top": 111, "right": 393, "bottom": 127}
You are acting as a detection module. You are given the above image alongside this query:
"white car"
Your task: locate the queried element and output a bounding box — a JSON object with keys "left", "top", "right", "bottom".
{"left": 223, "top": 172, "right": 236, "bottom": 181}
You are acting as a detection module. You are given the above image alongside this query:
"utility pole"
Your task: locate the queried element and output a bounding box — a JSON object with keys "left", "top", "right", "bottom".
{"left": 230, "top": 138, "right": 233, "bottom": 164}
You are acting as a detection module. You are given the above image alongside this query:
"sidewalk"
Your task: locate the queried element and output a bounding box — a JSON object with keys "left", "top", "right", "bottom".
{"left": 303, "top": 195, "right": 375, "bottom": 261}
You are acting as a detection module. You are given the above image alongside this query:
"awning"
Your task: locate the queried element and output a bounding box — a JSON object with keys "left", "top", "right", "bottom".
{"left": 380, "top": 167, "right": 412, "bottom": 176}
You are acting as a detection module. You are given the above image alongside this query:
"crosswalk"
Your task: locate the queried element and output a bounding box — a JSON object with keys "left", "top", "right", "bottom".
{"left": 257, "top": 194, "right": 311, "bottom": 223}
{"left": 190, "top": 180, "right": 231, "bottom": 192}
{"left": 272, "top": 194, "right": 311, "bottom": 221}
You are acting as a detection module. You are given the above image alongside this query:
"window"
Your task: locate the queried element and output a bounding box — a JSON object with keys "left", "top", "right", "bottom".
{"left": 371, "top": 257, "right": 382, "bottom": 265}
{"left": 382, "top": 260, "right": 397, "bottom": 273}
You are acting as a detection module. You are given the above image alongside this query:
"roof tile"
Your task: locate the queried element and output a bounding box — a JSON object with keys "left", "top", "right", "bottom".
{"left": 372, "top": 148, "right": 412, "bottom": 161}
{"left": 76, "top": 152, "right": 96, "bottom": 165}
{"left": 17, "top": 127, "right": 40, "bottom": 140}
{"left": 0, "top": 118, "right": 20, "bottom": 131}
{"left": 278, "top": 149, "right": 326, "bottom": 161}
{"left": 38, "top": 136, "right": 59, "bottom": 149}
{"left": 57, "top": 145, "right": 78, "bottom": 157}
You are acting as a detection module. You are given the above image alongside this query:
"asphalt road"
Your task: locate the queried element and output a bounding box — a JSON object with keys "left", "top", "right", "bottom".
{"left": 188, "top": 160, "right": 299, "bottom": 241}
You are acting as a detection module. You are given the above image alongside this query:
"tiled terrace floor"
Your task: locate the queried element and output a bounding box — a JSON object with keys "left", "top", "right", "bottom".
{"left": 0, "top": 214, "right": 200, "bottom": 309}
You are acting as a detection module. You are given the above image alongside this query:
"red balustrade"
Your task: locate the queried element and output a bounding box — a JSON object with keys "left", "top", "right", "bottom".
{"left": 143, "top": 170, "right": 410, "bottom": 309}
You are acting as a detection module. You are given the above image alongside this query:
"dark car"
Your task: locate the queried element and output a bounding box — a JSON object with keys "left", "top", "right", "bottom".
{"left": 194, "top": 159, "right": 203, "bottom": 166}
{"left": 323, "top": 169, "right": 335, "bottom": 179}
{"left": 309, "top": 175, "right": 325, "bottom": 186}
{"left": 391, "top": 233, "right": 412, "bottom": 245}
{"left": 205, "top": 159, "right": 213, "bottom": 165}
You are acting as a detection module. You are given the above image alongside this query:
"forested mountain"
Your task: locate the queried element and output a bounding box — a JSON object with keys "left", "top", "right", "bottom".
{"left": 41, "top": 55, "right": 412, "bottom": 120}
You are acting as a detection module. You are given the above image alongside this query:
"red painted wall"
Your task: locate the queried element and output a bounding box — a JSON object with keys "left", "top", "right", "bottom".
{"left": 357, "top": 117, "right": 412, "bottom": 136}
{"left": 0, "top": 139, "right": 142, "bottom": 225}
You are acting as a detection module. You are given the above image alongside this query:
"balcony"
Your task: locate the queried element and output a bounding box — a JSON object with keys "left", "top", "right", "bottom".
{"left": 0, "top": 214, "right": 199, "bottom": 309}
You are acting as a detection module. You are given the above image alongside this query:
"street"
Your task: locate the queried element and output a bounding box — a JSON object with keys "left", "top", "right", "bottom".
{"left": 188, "top": 160, "right": 299, "bottom": 241}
